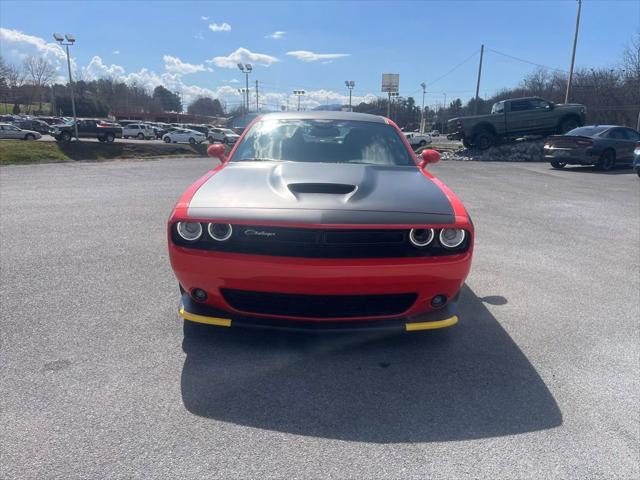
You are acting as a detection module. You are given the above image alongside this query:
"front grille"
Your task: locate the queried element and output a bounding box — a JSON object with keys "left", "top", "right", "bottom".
{"left": 221, "top": 289, "right": 417, "bottom": 318}
{"left": 172, "top": 225, "right": 469, "bottom": 258}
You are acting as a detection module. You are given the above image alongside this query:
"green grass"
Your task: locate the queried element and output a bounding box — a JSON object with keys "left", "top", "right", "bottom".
{"left": 0, "top": 102, "right": 52, "bottom": 115}
{"left": 0, "top": 140, "right": 212, "bottom": 165}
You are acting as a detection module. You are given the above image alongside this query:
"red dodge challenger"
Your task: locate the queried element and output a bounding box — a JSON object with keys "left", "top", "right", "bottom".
{"left": 168, "top": 111, "right": 473, "bottom": 332}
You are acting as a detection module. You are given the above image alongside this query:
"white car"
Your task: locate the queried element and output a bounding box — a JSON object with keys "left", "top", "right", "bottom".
{"left": 122, "top": 123, "right": 156, "bottom": 140}
{"left": 207, "top": 127, "right": 240, "bottom": 144}
{"left": 403, "top": 131, "right": 432, "bottom": 148}
{"left": 162, "top": 128, "right": 206, "bottom": 144}
{"left": 0, "top": 123, "right": 42, "bottom": 140}
{"left": 430, "top": 130, "right": 441, "bottom": 137}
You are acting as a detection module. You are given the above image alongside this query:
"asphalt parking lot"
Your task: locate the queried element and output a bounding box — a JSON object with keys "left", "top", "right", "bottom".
{"left": 1, "top": 159, "right": 638, "bottom": 479}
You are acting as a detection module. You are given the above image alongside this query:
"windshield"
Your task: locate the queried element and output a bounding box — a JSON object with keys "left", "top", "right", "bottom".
{"left": 231, "top": 119, "right": 413, "bottom": 166}
{"left": 566, "top": 126, "right": 608, "bottom": 136}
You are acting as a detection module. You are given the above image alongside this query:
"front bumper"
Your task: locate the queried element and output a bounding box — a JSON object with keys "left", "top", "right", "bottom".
{"left": 179, "top": 291, "right": 459, "bottom": 332}
{"left": 169, "top": 244, "right": 472, "bottom": 324}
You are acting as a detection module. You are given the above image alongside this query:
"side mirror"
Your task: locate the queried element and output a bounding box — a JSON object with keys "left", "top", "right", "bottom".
{"left": 419, "top": 149, "right": 441, "bottom": 168}
{"left": 207, "top": 143, "right": 227, "bottom": 162}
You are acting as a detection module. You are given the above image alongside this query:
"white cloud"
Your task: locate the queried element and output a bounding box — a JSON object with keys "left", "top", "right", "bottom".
{"left": 82, "top": 56, "right": 126, "bottom": 80}
{"left": 227, "top": 79, "right": 239, "bottom": 83}
{"left": 201, "top": 16, "right": 209, "bottom": 20}
{"left": 209, "top": 22, "right": 231, "bottom": 32}
{"left": 286, "top": 50, "right": 350, "bottom": 62}
{"left": 0, "top": 27, "right": 67, "bottom": 66}
{"left": 163, "top": 55, "right": 206, "bottom": 75}
{"left": 209, "top": 47, "right": 279, "bottom": 68}
{"left": 113, "top": 50, "right": 120, "bottom": 55}
{"left": 266, "top": 31, "right": 286, "bottom": 39}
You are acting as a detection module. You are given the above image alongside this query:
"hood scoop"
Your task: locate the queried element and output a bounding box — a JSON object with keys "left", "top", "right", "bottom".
{"left": 287, "top": 183, "right": 356, "bottom": 195}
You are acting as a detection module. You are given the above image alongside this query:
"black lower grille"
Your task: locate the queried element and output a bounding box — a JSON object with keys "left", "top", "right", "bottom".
{"left": 221, "top": 289, "right": 417, "bottom": 318}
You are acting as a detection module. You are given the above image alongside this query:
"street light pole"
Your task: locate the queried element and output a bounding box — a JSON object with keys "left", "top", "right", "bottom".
{"left": 54, "top": 33, "right": 79, "bottom": 140}
{"left": 293, "top": 90, "right": 305, "bottom": 111}
{"left": 420, "top": 82, "right": 426, "bottom": 133}
{"left": 565, "top": 0, "right": 582, "bottom": 103}
{"left": 345, "top": 81, "right": 355, "bottom": 111}
{"left": 237, "top": 63, "right": 253, "bottom": 114}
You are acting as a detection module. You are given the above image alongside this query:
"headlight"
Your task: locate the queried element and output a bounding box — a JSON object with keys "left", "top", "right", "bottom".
{"left": 207, "top": 223, "right": 233, "bottom": 241}
{"left": 176, "top": 222, "right": 203, "bottom": 242}
{"left": 439, "top": 228, "right": 466, "bottom": 249}
{"left": 409, "top": 228, "right": 435, "bottom": 247}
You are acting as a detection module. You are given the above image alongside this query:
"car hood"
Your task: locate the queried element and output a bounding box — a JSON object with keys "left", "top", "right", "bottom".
{"left": 187, "top": 161, "right": 455, "bottom": 225}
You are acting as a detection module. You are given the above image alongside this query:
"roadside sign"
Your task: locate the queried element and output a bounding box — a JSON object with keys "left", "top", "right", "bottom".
{"left": 381, "top": 74, "right": 399, "bottom": 93}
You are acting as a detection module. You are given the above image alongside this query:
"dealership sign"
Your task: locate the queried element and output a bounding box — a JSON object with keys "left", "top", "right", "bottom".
{"left": 381, "top": 74, "right": 400, "bottom": 93}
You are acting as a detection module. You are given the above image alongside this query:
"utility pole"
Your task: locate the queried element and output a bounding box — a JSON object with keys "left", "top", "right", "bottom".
{"left": 255, "top": 80, "right": 259, "bottom": 112}
{"left": 474, "top": 44, "right": 484, "bottom": 115}
{"left": 565, "top": 0, "right": 582, "bottom": 103}
{"left": 442, "top": 93, "right": 447, "bottom": 133}
{"left": 420, "top": 82, "right": 426, "bottom": 133}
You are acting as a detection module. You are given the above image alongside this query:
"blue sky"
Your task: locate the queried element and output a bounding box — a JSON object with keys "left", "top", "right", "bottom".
{"left": 1, "top": 0, "right": 638, "bottom": 110}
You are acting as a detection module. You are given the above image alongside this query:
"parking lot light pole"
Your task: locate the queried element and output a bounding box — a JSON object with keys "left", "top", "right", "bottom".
{"left": 237, "top": 63, "right": 252, "bottom": 114}
{"left": 293, "top": 90, "right": 305, "bottom": 111}
{"left": 345, "top": 81, "right": 355, "bottom": 111}
{"left": 53, "top": 33, "right": 79, "bottom": 140}
{"left": 420, "top": 82, "right": 426, "bottom": 133}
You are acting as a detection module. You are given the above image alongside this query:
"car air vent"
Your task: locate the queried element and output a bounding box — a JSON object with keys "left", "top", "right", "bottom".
{"left": 287, "top": 183, "right": 355, "bottom": 194}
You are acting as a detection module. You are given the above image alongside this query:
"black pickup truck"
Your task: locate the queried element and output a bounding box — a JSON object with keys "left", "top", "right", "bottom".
{"left": 52, "top": 119, "right": 123, "bottom": 143}
{"left": 448, "top": 97, "right": 587, "bottom": 149}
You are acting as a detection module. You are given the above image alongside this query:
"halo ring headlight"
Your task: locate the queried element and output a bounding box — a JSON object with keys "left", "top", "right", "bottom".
{"left": 439, "top": 228, "right": 466, "bottom": 249}
{"left": 176, "top": 222, "right": 203, "bottom": 242}
{"left": 409, "top": 228, "right": 435, "bottom": 247}
{"left": 208, "top": 223, "right": 233, "bottom": 242}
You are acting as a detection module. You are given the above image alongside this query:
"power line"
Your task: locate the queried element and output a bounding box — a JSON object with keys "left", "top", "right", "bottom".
{"left": 484, "top": 46, "right": 568, "bottom": 74}
{"left": 426, "top": 50, "right": 480, "bottom": 88}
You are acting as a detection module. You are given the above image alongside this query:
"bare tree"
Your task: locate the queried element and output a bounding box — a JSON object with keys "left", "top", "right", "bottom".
{"left": 621, "top": 34, "right": 640, "bottom": 81}
{"left": 22, "top": 56, "right": 56, "bottom": 113}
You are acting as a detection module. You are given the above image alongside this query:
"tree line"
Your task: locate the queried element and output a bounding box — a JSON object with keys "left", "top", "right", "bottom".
{"left": 0, "top": 55, "right": 224, "bottom": 118}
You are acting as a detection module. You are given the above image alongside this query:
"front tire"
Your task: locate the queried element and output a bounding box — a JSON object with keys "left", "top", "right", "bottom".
{"left": 189, "top": 137, "right": 196, "bottom": 145}
{"left": 24, "top": 133, "right": 36, "bottom": 141}
{"left": 597, "top": 150, "right": 615, "bottom": 171}
{"left": 164, "top": 137, "right": 171, "bottom": 143}
{"left": 105, "top": 133, "right": 115, "bottom": 143}
{"left": 474, "top": 129, "right": 495, "bottom": 150}
{"left": 137, "top": 133, "right": 144, "bottom": 140}
{"left": 60, "top": 131, "right": 72, "bottom": 142}
{"left": 419, "top": 140, "right": 427, "bottom": 147}
{"left": 550, "top": 160, "right": 567, "bottom": 169}
{"left": 222, "top": 137, "right": 229, "bottom": 145}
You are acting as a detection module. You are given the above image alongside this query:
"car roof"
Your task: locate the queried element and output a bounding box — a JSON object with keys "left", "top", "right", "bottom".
{"left": 256, "top": 111, "right": 387, "bottom": 124}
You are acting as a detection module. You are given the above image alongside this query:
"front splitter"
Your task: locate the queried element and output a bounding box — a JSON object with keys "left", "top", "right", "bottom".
{"left": 179, "top": 293, "right": 458, "bottom": 332}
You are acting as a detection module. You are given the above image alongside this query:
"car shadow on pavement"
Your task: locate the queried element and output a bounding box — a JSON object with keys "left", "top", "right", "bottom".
{"left": 180, "top": 285, "right": 562, "bottom": 443}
